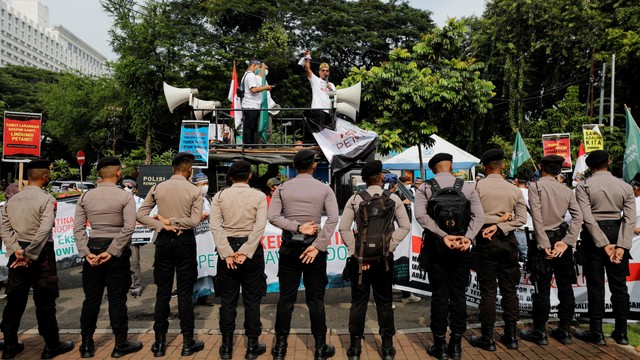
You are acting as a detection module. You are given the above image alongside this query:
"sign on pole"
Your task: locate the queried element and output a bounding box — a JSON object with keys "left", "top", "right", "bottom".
{"left": 582, "top": 124, "right": 604, "bottom": 153}
{"left": 542, "top": 133, "right": 572, "bottom": 172}
{"left": 179, "top": 120, "right": 210, "bottom": 168}
{"left": 77, "top": 150, "right": 85, "bottom": 186}
{"left": 3, "top": 111, "right": 42, "bottom": 162}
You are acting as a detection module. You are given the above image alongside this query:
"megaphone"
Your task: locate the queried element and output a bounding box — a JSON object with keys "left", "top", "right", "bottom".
{"left": 333, "top": 82, "right": 361, "bottom": 120}
{"left": 163, "top": 82, "right": 198, "bottom": 113}
{"left": 192, "top": 97, "right": 221, "bottom": 120}
{"left": 268, "top": 97, "right": 281, "bottom": 116}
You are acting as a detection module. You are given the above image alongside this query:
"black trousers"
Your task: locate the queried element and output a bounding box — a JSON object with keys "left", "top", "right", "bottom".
{"left": 475, "top": 232, "right": 520, "bottom": 326}
{"left": 348, "top": 257, "right": 395, "bottom": 337}
{"left": 531, "top": 247, "right": 576, "bottom": 329}
{"left": 0, "top": 242, "right": 60, "bottom": 347}
{"left": 426, "top": 242, "right": 470, "bottom": 335}
{"left": 217, "top": 244, "right": 266, "bottom": 337}
{"left": 274, "top": 245, "right": 328, "bottom": 337}
{"left": 581, "top": 222, "right": 630, "bottom": 321}
{"left": 243, "top": 109, "right": 259, "bottom": 145}
{"left": 80, "top": 246, "right": 132, "bottom": 336}
{"left": 153, "top": 230, "right": 198, "bottom": 335}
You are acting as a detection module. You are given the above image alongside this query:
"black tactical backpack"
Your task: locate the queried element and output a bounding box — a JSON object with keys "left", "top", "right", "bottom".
{"left": 426, "top": 178, "right": 471, "bottom": 236}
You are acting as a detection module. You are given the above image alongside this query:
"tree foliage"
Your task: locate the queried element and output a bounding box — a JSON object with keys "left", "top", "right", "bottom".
{"left": 343, "top": 19, "right": 495, "bottom": 158}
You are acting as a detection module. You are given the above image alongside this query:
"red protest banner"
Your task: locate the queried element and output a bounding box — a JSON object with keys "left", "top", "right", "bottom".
{"left": 542, "top": 133, "right": 572, "bottom": 172}
{"left": 3, "top": 111, "right": 42, "bottom": 162}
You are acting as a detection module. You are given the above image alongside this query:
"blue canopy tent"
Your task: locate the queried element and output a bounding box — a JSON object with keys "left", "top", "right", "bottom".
{"left": 382, "top": 134, "right": 480, "bottom": 180}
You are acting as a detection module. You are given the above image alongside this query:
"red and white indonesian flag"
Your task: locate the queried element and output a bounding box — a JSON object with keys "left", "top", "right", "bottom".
{"left": 227, "top": 61, "right": 243, "bottom": 129}
{"left": 573, "top": 141, "right": 588, "bottom": 181}
{"left": 312, "top": 118, "right": 379, "bottom": 173}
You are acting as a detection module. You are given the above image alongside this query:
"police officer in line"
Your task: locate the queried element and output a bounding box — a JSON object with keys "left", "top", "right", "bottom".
{"left": 267, "top": 149, "right": 339, "bottom": 360}
{"left": 210, "top": 160, "right": 269, "bottom": 360}
{"left": 519, "top": 155, "right": 583, "bottom": 346}
{"left": 73, "top": 157, "right": 143, "bottom": 358}
{"left": 338, "top": 160, "right": 411, "bottom": 360}
{"left": 470, "top": 149, "right": 526, "bottom": 351}
{"left": 0, "top": 159, "right": 74, "bottom": 359}
{"left": 414, "top": 153, "right": 484, "bottom": 360}
{"left": 574, "top": 150, "right": 635, "bottom": 345}
{"left": 136, "top": 152, "right": 205, "bottom": 357}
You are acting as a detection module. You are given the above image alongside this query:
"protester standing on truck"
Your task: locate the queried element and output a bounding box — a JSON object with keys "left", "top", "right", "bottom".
{"left": 414, "top": 153, "right": 484, "bottom": 360}
{"left": 339, "top": 160, "right": 411, "bottom": 360}
{"left": 267, "top": 149, "right": 339, "bottom": 360}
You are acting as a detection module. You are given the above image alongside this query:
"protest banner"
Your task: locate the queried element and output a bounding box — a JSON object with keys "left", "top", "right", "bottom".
{"left": 542, "top": 133, "right": 572, "bottom": 172}
{"left": 137, "top": 165, "right": 172, "bottom": 198}
{"left": 582, "top": 124, "right": 604, "bottom": 153}
{"left": 179, "top": 120, "right": 210, "bottom": 169}
{"left": 3, "top": 111, "right": 42, "bottom": 161}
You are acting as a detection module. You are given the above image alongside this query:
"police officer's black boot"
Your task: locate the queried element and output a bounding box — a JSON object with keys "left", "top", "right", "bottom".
{"left": 346, "top": 335, "right": 362, "bottom": 360}
{"left": 271, "top": 334, "right": 287, "bottom": 360}
{"left": 380, "top": 336, "right": 395, "bottom": 360}
{"left": 41, "top": 340, "right": 74, "bottom": 359}
{"left": 314, "top": 335, "right": 335, "bottom": 360}
{"left": 181, "top": 332, "right": 205, "bottom": 356}
{"left": 1, "top": 333, "right": 23, "bottom": 360}
{"left": 447, "top": 333, "right": 463, "bottom": 360}
{"left": 151, "top": 333, "right": 166, "bottom": 357}
{"left": 519, "top": 325, "right": 548, "bottom": 345}
{"left": 219, "top": 334, "right": 233, "bottom": 360}
{"left": 245, "top": 336, "right": 266, "bottom": 360}
{"left": 426, "top": 334, "right": 448, "bottom": 360}
{"left": 575, "top": 319, "right": 606, "bottom": 345}
{"left": 550, "top": 320, "right": 572, "bottom": 345}
{"left": 501, "top": 322, "right": 518, "bottom": 349}
{"left": 111, "top": 333, "right": 143, "bottom": 358}
{"left": 79, "top": 335, "right": 94, "bottom": 358}
{"left": 611, "top": 318, "right": 629, "bottom": 345}
{"left": 469, "top": 324, "right": 496, "bottom": 351}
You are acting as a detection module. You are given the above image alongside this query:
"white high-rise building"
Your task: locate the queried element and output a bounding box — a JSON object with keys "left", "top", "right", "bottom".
{"left": 0, "top": 0, "right": 107, "bottom": 75}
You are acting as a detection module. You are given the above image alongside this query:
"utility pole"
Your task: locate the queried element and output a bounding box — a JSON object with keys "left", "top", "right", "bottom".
{"left": 610, "top": 54, "right": 616, "bottom": 130}
{"left": 598, "top": 63, "right": 606, "bottom": 124}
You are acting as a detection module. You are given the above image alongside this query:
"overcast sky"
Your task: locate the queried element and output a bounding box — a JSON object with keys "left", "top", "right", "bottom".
{"left": 23, "top": 0, "right": 487, "bottom": 60}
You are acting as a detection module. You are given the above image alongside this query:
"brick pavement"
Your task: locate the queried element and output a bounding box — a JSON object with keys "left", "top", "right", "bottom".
{"left": 7, "top": 324, "right": 639, "bottom": 359}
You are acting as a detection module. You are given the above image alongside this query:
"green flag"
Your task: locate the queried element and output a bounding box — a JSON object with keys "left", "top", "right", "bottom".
{"left": 258, "top": 72, "right": 269, "bottom": 143}
{"left": 509, "top": 131, "right": 531, "bottom": 177}
{"left": 623, "top": 107, "right": 640, "bottom": 182}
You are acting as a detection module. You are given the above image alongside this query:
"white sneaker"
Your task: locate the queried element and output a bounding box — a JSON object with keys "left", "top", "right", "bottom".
{"left": 402, "top": 294, "right": 421, "bottom": 303}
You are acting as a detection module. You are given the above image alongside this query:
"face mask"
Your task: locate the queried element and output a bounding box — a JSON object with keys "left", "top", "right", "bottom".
{"left": 124, "top": 187, "right": 133, "bottom": 193}
{"left": 200, "top": 185, "right": 209, "bottom": 195}
{"left": 254, "top": 69, "right": 260, "bottom": 75}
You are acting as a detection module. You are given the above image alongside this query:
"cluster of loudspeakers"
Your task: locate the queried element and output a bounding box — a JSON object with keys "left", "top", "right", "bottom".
{"left": 163, "top": 82, "right": 221, "bottom": 120}
{"left": 164, "top": 80, "right": 362, "bottom": 120}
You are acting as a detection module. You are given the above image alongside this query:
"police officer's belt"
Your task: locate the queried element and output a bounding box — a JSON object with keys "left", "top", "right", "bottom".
{"left": 545, "top": 222, "right": 569, "bottom": 242}
{"left": 282, "top": 231, "right": 316, "bottom": 247}
{"left": 88, "top": 238, "right": 112, "bottom": 253}
{"left": 596, "top": 219, "right": 621, "bottom": 228}
{"left": 227, "top": 236, "right": 248, "bottom": 252}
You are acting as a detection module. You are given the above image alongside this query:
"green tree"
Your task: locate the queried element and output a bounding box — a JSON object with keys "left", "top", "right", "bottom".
{"left": 343, "top": 19, "right": 494, "bottom": 177}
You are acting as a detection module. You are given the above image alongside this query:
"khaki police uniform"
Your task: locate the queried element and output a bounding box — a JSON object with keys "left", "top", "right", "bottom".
{"left": 339, "top": 185, "right": 411, "bottom": 341}
{"left": 136, "top": 174, "right": 202, "bottom": 337}
{"left": 210, "top": 183, "right": 268, "bottom": 340}
{"left": 0, "top": 186, "right": 62, "bottom": 350}
{"left": 267, "top": 173, "right": 339, "bottom": 341}
{"left": 527, "top": 176, "right": 582, "bottom": 336}
{"left": 74, "top": 182, "right": 136, "bottom": 342}
{"left": 414, "top": 172, "right": 484, "bottom": 339}
{"left": 475, "top": 174, "right": 526, "bottom": 334}
{"left": 575, "top": 171, "right": 635, "bottom": 337}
